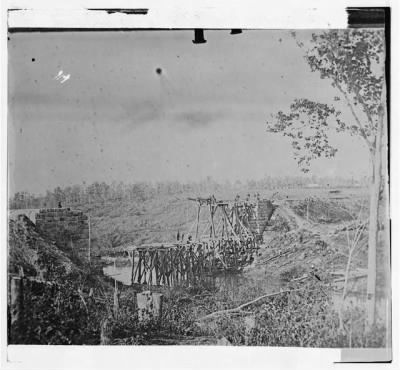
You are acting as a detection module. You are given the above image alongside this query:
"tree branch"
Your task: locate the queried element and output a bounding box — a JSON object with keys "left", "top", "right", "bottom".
{"left": 354, "top": 89, "right": 376, "bottom": 129}
{"left": 292, "top": 31, "right": 376, "bottom": 160}
{"left": 335, "top": 83, "right": 375, "bottom": 158}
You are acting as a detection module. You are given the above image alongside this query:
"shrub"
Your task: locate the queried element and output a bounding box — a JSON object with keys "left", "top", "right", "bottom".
{"left": 198, "top": 280, "right": 388, "bottom": 348}
{"left": 9, "top": 277, "right": 107, "bottom": 344}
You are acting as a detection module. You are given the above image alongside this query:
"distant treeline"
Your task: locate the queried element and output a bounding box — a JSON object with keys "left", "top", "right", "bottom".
{"left": 9, "top": 175, "right": 368, "bottom": 210}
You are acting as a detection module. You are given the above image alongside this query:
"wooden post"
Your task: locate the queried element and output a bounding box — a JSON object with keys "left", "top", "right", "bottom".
{"left": 113, "top": 279, "right": 119, "bottom": 318}
{"left": 233, "top": 241, "right": 238, "bottom": 270}
{"left": 176, "top": 249, "right": 180, "bottom": 283}
{"left": 192, "top": 247, "right": 197, "bottom": 285}
{"left": 244, "top": 314, "right": 256, "bottom": 345}
{"left": 168, "top": 249, "right": 173, "bottom": 286}
{"left": 148, "top": 251, "right": 153, "bottom": 287}
{"left": 169, "top": 249, "right": 174, "bottom": 285}
{"left": 210, "top": 203, "right": 216, "bottom": 239}
{"left": 130, "top": 250, "right": 135, "bottom": 285}
{"left": 209, "top": 242, "right": 214, "bottom": 274}
{"left": 143, "top": 251, "right": 149, "bottom": 285}
{"left": 10, "top": 276, "right": 23, "bottom": 325}
{"left": 160, "top": 250, "right": 165, "bottom": 285}
{"left": 100, "top": 317, "right": 112, "bottom": 345}
{"left": 137, "top": 291, "right": 163, "bottom": 322}
{"left": 138, "top": 251, "right": 142, "bottom": 284}
{"left": 174, "top": 250, "right": 179, "bottom": 283}
{"left": 165, "top": 251, "right": 170, "bottom": 286}
{"left": 154, "top": 252, "right": 160, "bottom": 286}
{"left": 181, "top": 248, "right": 185, "bottom": 282}
{"left": 188, "top": 246, "right": 193, "bottom": 285}
{"left": 195, "top": 203, "right": 201, "bottom": 240}
{"left": 174, "top": 250, "right": 178, "bottom": 286}
{"left": 151, "top": 251, "right": 156, "bottom": 286}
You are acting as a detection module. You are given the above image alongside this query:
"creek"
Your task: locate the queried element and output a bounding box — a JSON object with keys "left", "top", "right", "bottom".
{"left": 102, "top": 256, "right": 280, "bottom": 301}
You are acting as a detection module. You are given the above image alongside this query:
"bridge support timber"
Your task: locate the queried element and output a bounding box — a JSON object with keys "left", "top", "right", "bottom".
{"left": 127, "top": 239, "right": 258, "bottom": 287}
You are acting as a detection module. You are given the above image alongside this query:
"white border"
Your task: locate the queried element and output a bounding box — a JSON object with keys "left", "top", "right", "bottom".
{"left": 7, "top": 6, "right": 347, "bottom": 30}
{"left": 1, "top": 0, "right": 399, "bottom": 369}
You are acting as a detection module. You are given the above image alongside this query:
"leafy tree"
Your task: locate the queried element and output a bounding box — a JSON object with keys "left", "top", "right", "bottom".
{"left": 266, "top": 29, "right": 387, "bottom": 328}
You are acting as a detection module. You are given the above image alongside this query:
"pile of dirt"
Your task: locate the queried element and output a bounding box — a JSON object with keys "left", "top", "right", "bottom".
{"left": 253, "top": 229, "right": 334, "bottom": 282}
{"left": 290, "top": 198, "right": 355, "bottom": 224}
{"left": 8, "top": 214, "right": 79, "bottom": 280}
{"left": 267, "top": 212, "right": 291, "bottom": 233}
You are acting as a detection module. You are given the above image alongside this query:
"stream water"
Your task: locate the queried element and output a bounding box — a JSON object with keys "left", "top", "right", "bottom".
{"left": 102, "top": 257, "right": 280, "bottom": 301}
{"left": 103, "top": 259, "right": 133, "bottom": 285}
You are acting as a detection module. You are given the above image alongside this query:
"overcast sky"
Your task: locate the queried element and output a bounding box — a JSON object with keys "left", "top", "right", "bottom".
{"left": 8, "top": 30, "right": 370, "bottom": 195}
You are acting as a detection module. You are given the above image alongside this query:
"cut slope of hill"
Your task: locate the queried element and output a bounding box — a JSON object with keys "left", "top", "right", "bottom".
{"left": 76, "top": 195, "right": 216, "bottom": 254}
{"left": 8, "top": 215, "right": 79, "bottom": 279}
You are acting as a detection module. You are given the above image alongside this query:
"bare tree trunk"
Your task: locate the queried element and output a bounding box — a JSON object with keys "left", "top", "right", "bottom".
{"left": 366, "top": 83, "right": 386, "bottom": 329}
{"left": 380, "top": 82, "right": 390, "bottom": 301}
{"left": 366, "top": 167, "right": 379, "bottom": 328}
{"left": 379, "top": 84, "right": 390, "bottom": 348}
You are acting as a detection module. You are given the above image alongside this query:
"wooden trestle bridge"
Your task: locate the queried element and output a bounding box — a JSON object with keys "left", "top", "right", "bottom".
{"left": 118, "top": 196, "right": 276, "bottom": 287}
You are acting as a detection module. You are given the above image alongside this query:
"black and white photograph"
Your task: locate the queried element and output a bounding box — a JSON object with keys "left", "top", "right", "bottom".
{"left": 3, "top": 3, "right": 395, "bottom": 367}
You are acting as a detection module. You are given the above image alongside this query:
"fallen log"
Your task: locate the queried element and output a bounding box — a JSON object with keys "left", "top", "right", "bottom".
{"left": 256, "top": 249, "right": 292, "bottom": 265}
{"left": 198, "top": 288, "right": 303, "bottom": 321}
{"left": 290, "top": 274, "right": 309, "bottom": 282}
{"left": 333, "top": 274, "right": 367, "bottom": 283}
